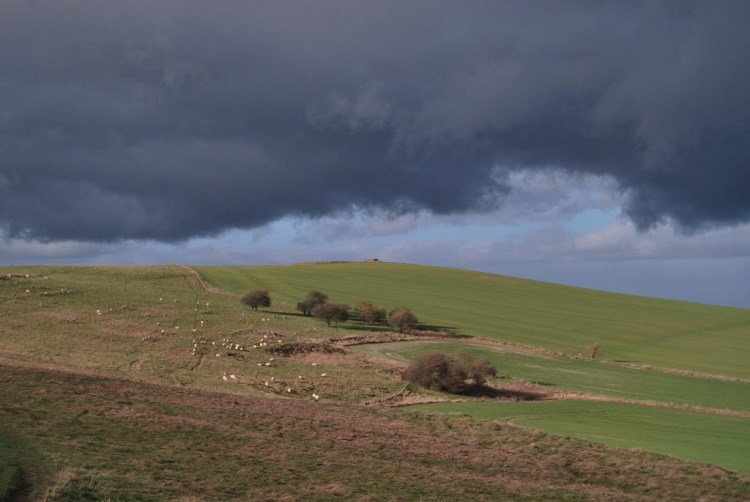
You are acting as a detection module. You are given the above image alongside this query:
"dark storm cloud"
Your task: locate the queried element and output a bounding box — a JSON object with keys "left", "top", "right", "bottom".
{"left": 1, "top": 0, "right": 748, "bottom": 242}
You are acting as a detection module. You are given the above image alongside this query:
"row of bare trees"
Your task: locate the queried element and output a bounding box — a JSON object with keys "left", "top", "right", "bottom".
{"left": 296, "top": 290, "right": 419, "bottom": 332}
{"left": 242, "top": 289, "right": 497, "bottom": 396}
{"left": 242, "top": 289, "right": 419, "bottom": 332}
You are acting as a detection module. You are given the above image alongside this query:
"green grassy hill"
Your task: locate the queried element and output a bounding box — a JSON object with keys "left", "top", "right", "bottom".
{"left": 195, "top": 262, "right": 750, "bottom": 379}
{"left": 2, "top": 264, "right": 749, "bottom": 499}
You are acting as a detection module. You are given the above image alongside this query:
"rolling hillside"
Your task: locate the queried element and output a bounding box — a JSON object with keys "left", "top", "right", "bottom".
{"left": 2, "top": 264, "right": 749, "bottom": 499}
{"left": 195, "top": 262, "right": 750, "bottom": 379}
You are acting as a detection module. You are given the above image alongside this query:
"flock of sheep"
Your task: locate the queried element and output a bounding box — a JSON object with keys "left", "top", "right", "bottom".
{"left": 172, "top": 307, "right": 330, "bottom": 402}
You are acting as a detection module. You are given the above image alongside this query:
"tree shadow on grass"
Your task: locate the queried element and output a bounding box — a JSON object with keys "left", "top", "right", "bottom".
{"left": 463, "top": 385, "right": 547, "bottom": 401}
{"left": 337, "top": 323, "right": 391, "bottom": 333}
{"left": 418, "top": 323, "right": 461, "bottom": 334}
{"left": 263, "top": 310, "right": 305, "bottom": 318}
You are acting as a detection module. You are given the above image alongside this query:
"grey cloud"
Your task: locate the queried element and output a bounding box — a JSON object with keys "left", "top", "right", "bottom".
{"left": 1, "top": 1, "right": 749, "bottom": 243}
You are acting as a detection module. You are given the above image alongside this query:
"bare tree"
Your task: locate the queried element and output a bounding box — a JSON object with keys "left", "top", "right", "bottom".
{"left": 313, "top": 303, "right": 349, "bottom": 326}
{"left": 356, "top": 299, "right": 387, "bottom": 325}
{"left": 389, "top": 307, "right": 419, "bottom": 333}
{"left": 297, "top": 290, "right": 328, "bottom": 316}
{"left": 241, "top": 290, "right": 271, "bottom": 310}
{"left": 404, "top": 351, "right": 496, "bottom": 394}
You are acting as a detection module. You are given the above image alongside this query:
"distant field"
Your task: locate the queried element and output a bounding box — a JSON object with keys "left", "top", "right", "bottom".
{"left": 195, "top": 263, "right": 750, "bottom": 378}
{"left": 352, "top": 340, "right": 750, "bottom": 412}
{"left": 410, "top": 401, "right": 750, "bottom": 473}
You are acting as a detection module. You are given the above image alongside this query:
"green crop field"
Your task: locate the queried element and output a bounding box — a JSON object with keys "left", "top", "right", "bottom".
{"left": 353, "top": 340, "right": 750, "bottom": 470}
{"left": 410, "top": 401, "right": 750, "bottom": 473}
{"left": 195, "top": 262, "right": 750, "bottom": 379}
{"left": 352, "top": 340, "right": 750, "bottom": 412}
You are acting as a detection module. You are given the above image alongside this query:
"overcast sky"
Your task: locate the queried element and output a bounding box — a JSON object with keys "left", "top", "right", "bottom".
{"left": 1, "top": 1, "right": 749, "bottom": 308}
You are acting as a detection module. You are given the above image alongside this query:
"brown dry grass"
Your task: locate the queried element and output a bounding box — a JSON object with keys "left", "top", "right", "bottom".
{"left": 3, "top": 360, "right": 750, "bottom": 501}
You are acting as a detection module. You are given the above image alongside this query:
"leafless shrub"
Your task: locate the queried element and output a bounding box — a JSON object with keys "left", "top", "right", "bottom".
{"left": 404, "top": 351, "right": 496, "bottom": 395}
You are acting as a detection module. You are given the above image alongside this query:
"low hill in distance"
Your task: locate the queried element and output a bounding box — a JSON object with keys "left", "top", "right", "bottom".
{"left": 195, "top": 262, "right": 750, "bottom": 379}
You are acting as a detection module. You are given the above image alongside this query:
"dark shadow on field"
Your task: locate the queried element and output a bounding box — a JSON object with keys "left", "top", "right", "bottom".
{"left": 263, "top": 310, "right": 462, "bottom": 335}
{"left": 464, "top": 385, "right": 547, "bottom": 401}
{"left": 419, "top": 323, "right": 461, "bottom": 334}
{"left": 340, "top": 323, "right": 394, "bottom": 333}
{"left": 262, "top": 310, "right": 303, "bottom": 317}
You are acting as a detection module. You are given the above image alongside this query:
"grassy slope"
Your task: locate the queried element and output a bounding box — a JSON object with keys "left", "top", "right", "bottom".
{"left": 410, "top": 401, "right": 750, "bottom": 473}
{"left": 5, "top": 363, "right": 749, "bottom": 502}
{"left": 194, "top": 262, "right": 750, "bottom": 379}
{"left": 2, "top": 265, "right": 750, "bottom": 500}
{"left": 352, "top": 340, "right": 750, "bottom": 412}
{"left": 354, "top": 340, "right": 750, "bottom": 473}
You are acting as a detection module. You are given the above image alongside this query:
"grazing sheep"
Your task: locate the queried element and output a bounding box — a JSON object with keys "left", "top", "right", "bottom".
{"left": 312, "top": 393, "right": 320, "bottom": 401}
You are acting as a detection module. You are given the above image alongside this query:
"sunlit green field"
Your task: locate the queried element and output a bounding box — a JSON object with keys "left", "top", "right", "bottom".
{"left": 354, "top": 339, "right": 750, "bottom": 472}
{"left": 352, "top": 340, "right": 750, "bottom": 412}
{"left": 410, "top": 400, "right": 750, "bottom": 473}
{"left": 195, "top": 262, "right": 750, "bottom": 378}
